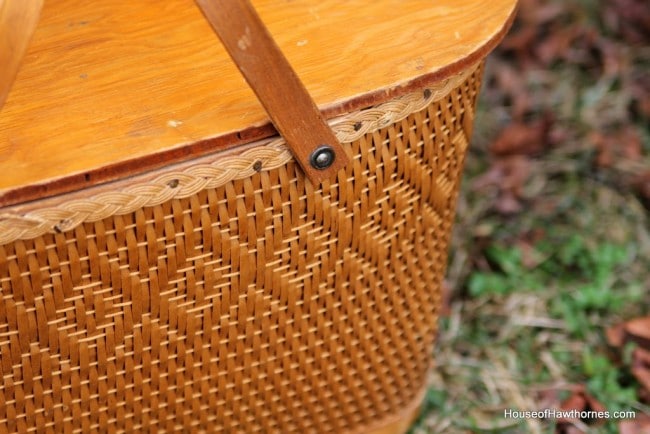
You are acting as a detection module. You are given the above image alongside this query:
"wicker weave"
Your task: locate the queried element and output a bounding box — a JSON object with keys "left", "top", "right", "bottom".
{"left": 0, "top": 64, "right": 483, "bottom": 433}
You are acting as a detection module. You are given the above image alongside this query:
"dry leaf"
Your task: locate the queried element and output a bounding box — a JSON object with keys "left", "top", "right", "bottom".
{"left": 557, "top": 424, "right": 587, "bottom": 434}
{"left": 516, "top": 0, "right": 565, "bottom": 25}
{"left": 619, "top": 128, "right": 643, "bottom": 160}
{"left": 490, "top": 115, "right": 553, "bottom": 156}
{"left": 625, "top": 317, "right": 650, "bottom": 350}
{"left": 620, "top": 413, "right": 650, "bottom": 434}
{"left": 556, "top": 390, "right": 591, "bottom": 433}
{"left": 605, "top": 323, "right": 626, "bottom": 348}
{"left": 500, "top": 26, "right": 538, "bottom": 54}
{"left": 559, "top": 390, "right": 587, "bottom": 420}
{"left": 604, "top": 0, "right": 650, "bottom": 45}
{"left": 490, "top": 63, "right": 533, "bottom": 120}
{"left": 598, "top": 39, "right": 626, "bottom": 77}
{"left": 557, "top": 386, "right": 606, "bottom": 429}
{"left": 591, "top": 132, "right": 614, "bottom": 168}
{"left": 640, "top": 387, "right": 650, "bottom": 405}
{"left": 535, "top": 27, "right": 578, "bottom": 66}
{"left": 473, "top": 156, "right": 534, "bottom": 215}
{"left": 582, "top": 393, "right": 607, "bottom": 415}
{"left": 631, "top": 348, "right": 650, "bottom": 395}
{"left": 515, "top": 239, "right": 545, "bottom": 269}
{"left": 606, "top": 318, "right": 650, "bottom": 404}
{"left": 592, "top": 128, "right": 643, "bottom": 168}
{"left": 495, "top": 191, "right": 523, "bottom": 215}
{"left": 473, "top": 156, "right": 532, "bottom": 194}
{"left": 536, "top": 388, "right": 562, "bottom": 410}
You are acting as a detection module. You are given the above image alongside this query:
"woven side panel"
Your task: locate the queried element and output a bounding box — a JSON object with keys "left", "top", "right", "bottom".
{"left": 0, "top": 66, "right": 483, "bottom": 433}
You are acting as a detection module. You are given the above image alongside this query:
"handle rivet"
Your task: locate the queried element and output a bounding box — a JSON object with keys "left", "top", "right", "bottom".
{"left": 310, "top": 145, "right": 335, "bottom": 170}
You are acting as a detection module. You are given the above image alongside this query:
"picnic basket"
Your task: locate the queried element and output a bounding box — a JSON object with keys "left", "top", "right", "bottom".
{"left": 0, "top": 0, "right": 517, "bottom": 432}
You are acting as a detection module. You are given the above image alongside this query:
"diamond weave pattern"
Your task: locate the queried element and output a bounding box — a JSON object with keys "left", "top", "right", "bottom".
{"left": 0, "top": 67, "right": 482, "bottom": 433}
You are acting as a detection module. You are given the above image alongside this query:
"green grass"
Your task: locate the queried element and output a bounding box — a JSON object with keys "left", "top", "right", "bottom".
{"left": 409, "top": 170, "right": 649, "bottom": 434}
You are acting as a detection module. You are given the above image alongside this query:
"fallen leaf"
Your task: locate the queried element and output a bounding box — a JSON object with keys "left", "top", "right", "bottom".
{"left": 516, "top": 0, "right": 565, "bottom": 26}
{"left": 625, "top": 317, "right": 650, "bottom": 350}
{"left": 500, "top": 26, "right": 538, "bottom": 54}
{"left": 495, "top": 191, "right": 523, "bottom": 215}
{"left": 473, "top": 156, "right": 532, "bottom": 193}
{"left": 559, "top": 389, "right": 587, "bottom": 418}
{"left": 490, "top": 115, "right": 553, "bottom": 156}
{"left": 557, "top": 386, "right": 606, "bottom": 429}
{"left": 536, "top": 388, "right": 562, "bottom": 410}
{"left": 559, "top": 28, "right": 625, "bottom": 78}
{"left": 620, "top": 128, "right": 643, "bottom": 160}
{"left": 489, "top": 62, "right": 533, "bottom": 120}
{"left": 515, "top": 239, "right": 546, "bottom": 269}
{"left": 598, "top": 38, "right": 626, "bottom": 77}
{"left": 604, "top": 0, "right": 650, "bottom": 46}
{"left": 620, "top": 413, "right": 650, "bottom": 434}
{"left": 631, "top": 348, "right": 650, "bottom": 395}
{"left": 557, "top": 424, "right": 587, "bottom": 434}
{"left": 535, "top": 27, "right": 578, "bottom": 66}
{"left": 592, "top": 127, "right": 643, "bottom": 168}
{"left": 548, "top": 125, "right": 571, "bottom": 147}
{"left": 531, "top": 197, "right": 562, "bottom": 218}
{"left": 640, "top": 387, "right": 650, "bottom": 405}
{"left": 559, "top": 27, "right": 602, "bottom": 73}
{"left": 582, "top": 393, "right": 607, "bottom": 415}
{"left": 473, "top": 156, "right": 534, "bottom": 215}
{"left": 591, "top": 132, "right": 614, "bottom": 168}
{"left": 605, "top": 323, "right": 626, "bottom": 348}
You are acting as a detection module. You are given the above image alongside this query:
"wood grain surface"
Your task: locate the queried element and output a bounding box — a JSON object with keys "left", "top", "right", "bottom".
{"left": 0, "top": 0, "right": 43, "bottom": 110}
{"left": 0, "top": 0, "right": 517, "bottom": 205}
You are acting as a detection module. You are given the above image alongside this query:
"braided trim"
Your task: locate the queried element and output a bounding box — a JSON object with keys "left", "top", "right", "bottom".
{"left": 0, "top": 63, "right": 479, "bottom": 244}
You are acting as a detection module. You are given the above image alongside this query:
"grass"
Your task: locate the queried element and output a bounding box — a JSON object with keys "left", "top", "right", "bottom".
{"left": 409, "top": 127, "right": 649, "bottom": 433}
{"left": 408, "top": 0, "right": 650, "bottom": 431}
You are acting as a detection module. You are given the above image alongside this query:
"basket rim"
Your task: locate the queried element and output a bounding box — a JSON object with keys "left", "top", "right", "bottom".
{"left": 0, "top": 62, "right": 480, "bottom": 245}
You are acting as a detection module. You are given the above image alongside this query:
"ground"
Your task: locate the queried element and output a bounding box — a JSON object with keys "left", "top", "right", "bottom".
{"left": 410, "top": 0, "right": 650, "bottom": 432}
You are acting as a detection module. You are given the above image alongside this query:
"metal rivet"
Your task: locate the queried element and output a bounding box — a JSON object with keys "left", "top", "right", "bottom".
{"left": 310, "top": 145, "right": 335, "bottom": 170}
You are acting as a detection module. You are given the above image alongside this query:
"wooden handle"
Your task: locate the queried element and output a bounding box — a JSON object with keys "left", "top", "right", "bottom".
{"left": 194, "top": 0, "right": 349, "bottom": 184}
{"left": 0, "top": 0, "right": 44, "bottom": 111}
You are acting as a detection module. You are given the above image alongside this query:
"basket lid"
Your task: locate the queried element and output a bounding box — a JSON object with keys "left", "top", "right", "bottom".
{"left": 0, "top": 0, "right": 517, "bottom": 206}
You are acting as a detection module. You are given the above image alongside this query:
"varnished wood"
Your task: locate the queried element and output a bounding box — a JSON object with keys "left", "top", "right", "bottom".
{"left": 0, "top": 0, "right": 517, "bottom": 206}
{"left": 195, "top": 0, "right": 349, "bottom": 184}
{"left": 0, "top": 0, "right": 43, "bottom": 110}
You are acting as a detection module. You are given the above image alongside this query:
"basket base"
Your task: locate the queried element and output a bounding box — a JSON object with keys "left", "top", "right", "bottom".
{"left": 362, "top": 386, "right": 425, "bottom": 434}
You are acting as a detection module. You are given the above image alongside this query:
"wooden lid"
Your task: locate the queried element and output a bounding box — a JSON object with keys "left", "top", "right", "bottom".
{"left": 0, "top": 0, "right": 517, "bottom": 206}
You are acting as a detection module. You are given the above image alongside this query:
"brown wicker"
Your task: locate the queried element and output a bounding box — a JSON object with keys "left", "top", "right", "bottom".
{"left": 0, "top": 63, "right": 483, "bottom": 433}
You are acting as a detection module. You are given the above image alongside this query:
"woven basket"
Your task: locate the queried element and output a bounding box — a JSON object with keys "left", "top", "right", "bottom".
{"left": 0, "top": 0, "right": 516, "bottom": 432}
{"left": 0, "top": 64, "right": 481, "bottom": 432}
